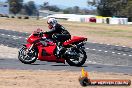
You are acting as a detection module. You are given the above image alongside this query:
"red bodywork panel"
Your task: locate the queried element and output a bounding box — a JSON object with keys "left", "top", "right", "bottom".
{"left": 24, "top": 43, "right": 65, "bottom": 63}
{"left": 63, "top": 36, "right": 87, "bottom": 46}
{"left": 27, "top": 33, "right": 41, "bottom": 44}
{"left": 38, "top": 45, "right": 65, "bottom": 63}
{"left": 24, "top": 43, "right": 32, "bottom": 49}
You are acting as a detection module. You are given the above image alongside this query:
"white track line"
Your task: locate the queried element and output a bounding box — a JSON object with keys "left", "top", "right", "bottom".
{"left": 88, "top": 61, "right": 92, "bottom": 63}
{"left": 104, "top": 51, "right": 108, "bottom": 53}
{"left": 123, "top": 54, "right": 127, "bottom": 56}
{"left": 129, "top": 55, "right": 132, "bottom": 57}
{"left": 92, "top": 42, "right": 97, "bottom": 44}
{"left": 123, "top": 46, "right": 126, "bottom": 47}
{"left": 107, "top": 44, "right": 110, "bottom": 45}
{"left": 86, "top": 48, "right": 89, "bottom": 49}
{"left": 86, "top": 47, "right": 131, "bottom": 57}
{"left": 117, "top": 53, "right": 121, "bottom": 55}
{"left": 93, "top": 62, "right": 97, "bottom": 64}
{"left": 92, "top": 49, "right": 96, "bottom": 51}
{"left": 115, "top": 45, "right": 119, "bottom": 46}
{"left": 19, "top": 37, "right": 22, "bottom": 39}
{"left": 89, "top": 42, "right": 132, "bottom": 49}
{"left": 112, "top": 52, "right": 115, "bottom": 54}
{"left": 98, "top": 50, "right": 102, "bottom": 52}
{"left": 99, "top": 43, "right": 103, "bottom": 44}
{"left": 87, "top": 61, "right": 97, "bottom": 64}
{"left": 1, "top": 34, "right": 5, "bottom": 35}
{"left": 13, "top": 38, "right": 19, "bottom": 40}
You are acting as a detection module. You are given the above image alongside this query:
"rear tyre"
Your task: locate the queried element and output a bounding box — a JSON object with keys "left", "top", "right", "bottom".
{"left": 66, "top": 49, "right": 87, "bottom": 66}
{"left": 18, "top": 46, "right": 37, "bottom": 64}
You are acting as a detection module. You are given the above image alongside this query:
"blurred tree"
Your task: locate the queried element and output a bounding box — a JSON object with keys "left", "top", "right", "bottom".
{"left": 40, "top": 1, "right": 96, "bottom": 15}
{"left": 87, "top": 0, "right": 132, "bottom": 17}
{"left": 40, "top": 2, "right": 61, "bottom": 12}
{"left": 48, "top": 5, "right": 61, "bottom": 12}
{"left": 63, "top": 7, "right": 73, "bottom": 14}
{"left": 119, "top": 0, "right": 132, "bottom": 17}
{"left": 40, "top": 2, "right": 49, "bottom": 10}
{"left": 63, "top": 6, "right": 96, "bottom": 15}
{"left": 72, "top": 6, "right": 80, "bottom": 14}
{"left": 43, "top": 2, "right": 49, "bottom": 7}
{"left": 87, "top": 0, "right": 113, "bottom": 16}
{"left": 63, "top": 6, "right": 80, "bottom": 14}
{"left": 24, "top": 1, "right": 37, "bottom": 16}
{"left": 87, "top": 0, "right": 100, "bottom": 7}
{"left": 8, "top": 0, "right": 23, "bottom": 15}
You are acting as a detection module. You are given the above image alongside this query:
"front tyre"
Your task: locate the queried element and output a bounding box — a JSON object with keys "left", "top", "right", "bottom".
{"left": 18, "top": 46, "right": 37, "bottom": 64}
{"left": 66, "top": 49, "right": 87, "bottom": 66}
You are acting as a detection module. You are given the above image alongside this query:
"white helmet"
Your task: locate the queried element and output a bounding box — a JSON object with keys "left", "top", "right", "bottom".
{"left": 47, "top": 18, "right": 57, "bottom": 27}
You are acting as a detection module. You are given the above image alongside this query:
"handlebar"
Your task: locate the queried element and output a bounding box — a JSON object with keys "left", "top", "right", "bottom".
{"left": 33, "top": 31, "right": 47, "bottom": 37}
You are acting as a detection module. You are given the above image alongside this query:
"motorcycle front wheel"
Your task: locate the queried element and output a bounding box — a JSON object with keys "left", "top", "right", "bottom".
{"left": 18, "top": 46, "right": 38, "bottom": 64}
{"left": 66, "top": 49, "right": 87, "bottom": 67}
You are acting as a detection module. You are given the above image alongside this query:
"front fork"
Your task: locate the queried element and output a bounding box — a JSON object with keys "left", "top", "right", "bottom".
{"left": 24, "top": 43, "right": 35, "bottom": 55}
{"left": 28, "top": 43, "right": 34, "bottom": 51}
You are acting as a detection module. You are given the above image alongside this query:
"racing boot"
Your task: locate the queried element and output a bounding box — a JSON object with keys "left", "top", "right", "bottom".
{"left": 56, "top": 45, "right": 63, "bottom": 58}
{"left": 56, "top": 42, "right": 66, "bottom": 59}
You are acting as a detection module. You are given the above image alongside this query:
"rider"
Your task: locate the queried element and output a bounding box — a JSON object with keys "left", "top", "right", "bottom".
{"left": 44, "top": 18, "right": 71, "bottom": 58}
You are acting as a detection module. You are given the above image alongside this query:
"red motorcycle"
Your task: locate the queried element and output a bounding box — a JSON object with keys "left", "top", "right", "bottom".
{"left": 18, "top": 29, "right": 87, "bottom": 66}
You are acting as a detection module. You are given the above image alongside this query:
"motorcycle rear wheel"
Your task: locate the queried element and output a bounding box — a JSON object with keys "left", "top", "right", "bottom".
{"left": 66, "top": 49, "right": 87, "bottom": 67}
{"left": 18, "top": 46, "right": 37, "bottom": 64}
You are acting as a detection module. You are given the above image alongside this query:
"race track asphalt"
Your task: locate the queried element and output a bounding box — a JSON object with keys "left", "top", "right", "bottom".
{"left": 0, "top": 29, "right": 132, "bottom": 74}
